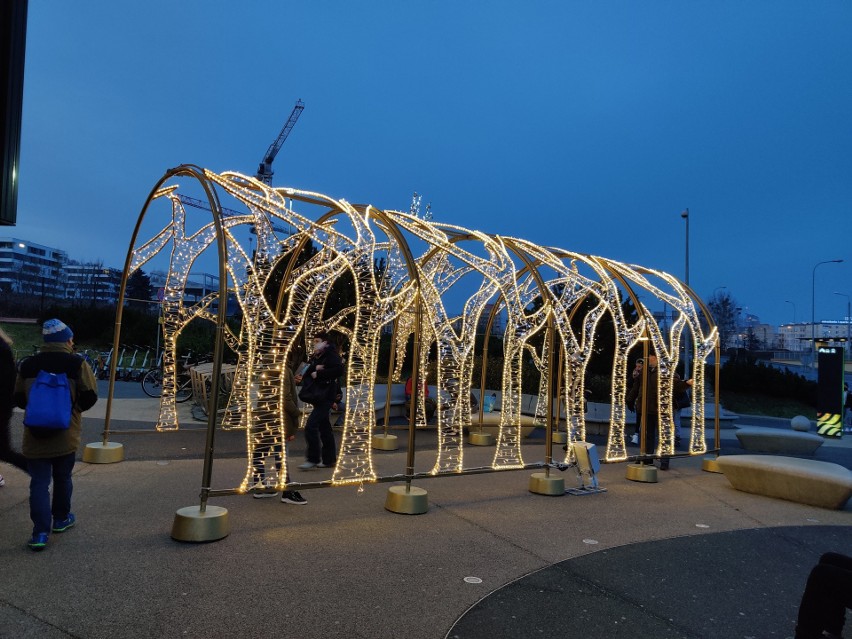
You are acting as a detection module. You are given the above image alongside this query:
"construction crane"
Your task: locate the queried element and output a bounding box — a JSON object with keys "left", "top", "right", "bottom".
{"left": 256, "top": 99, "right": 305, "bottom": 185}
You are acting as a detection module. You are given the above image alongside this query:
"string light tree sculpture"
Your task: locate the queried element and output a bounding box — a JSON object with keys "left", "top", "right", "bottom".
{"left": 105, "top": 163, "right": 720, "bottom": 542}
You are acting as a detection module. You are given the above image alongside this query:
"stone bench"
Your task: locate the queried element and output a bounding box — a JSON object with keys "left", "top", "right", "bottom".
{"left": 716, "top": 455, "right": 852, "bottom": 509}
{"left": 735, "top": 426, "right": 823, "bottom": 454}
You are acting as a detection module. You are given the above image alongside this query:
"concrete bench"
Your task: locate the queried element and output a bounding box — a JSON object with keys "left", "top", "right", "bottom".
{"left": 716, "top": 455, "right": 852, "bottom": 509}
{"left": 735, "top": 426, "right": 823, "bottom": 454}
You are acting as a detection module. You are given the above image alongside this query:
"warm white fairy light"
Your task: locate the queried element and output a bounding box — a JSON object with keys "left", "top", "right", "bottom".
{"left": 601, "top": 260, "right": 717, "bottom": 456}
{"left": 126, "top": 168, "right": 714, "bottom": 497}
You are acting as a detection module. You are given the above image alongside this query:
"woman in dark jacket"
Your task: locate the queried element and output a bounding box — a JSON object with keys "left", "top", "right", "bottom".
{"left": 298, "top": 331, "right": 343, "bottom": 470}
{"left": 0, "top": 327, "right": 26, "bottom": 482}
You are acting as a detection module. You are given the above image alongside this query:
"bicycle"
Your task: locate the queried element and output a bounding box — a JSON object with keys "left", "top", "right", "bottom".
{"left": 141, "top": 367, "right": 194, "bottom": 402}
{"left": 140, "top": 351, "right": 211, "bottom": 402}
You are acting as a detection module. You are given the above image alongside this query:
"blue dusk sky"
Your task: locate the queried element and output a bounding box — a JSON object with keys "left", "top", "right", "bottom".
{"left": 11, "top": 1, "right": 852, "bottom": 326}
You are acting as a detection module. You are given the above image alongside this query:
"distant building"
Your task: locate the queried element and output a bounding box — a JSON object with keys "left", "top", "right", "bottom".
{"left": 149, "top": 270, "right": 220, "bottom": 303}
{"left": 777, "top": 321, "right": 851, "bottom": 351}
{"left": 64, "top": 262, "right": 123, "bottom": 305}
{"left": 0, "top": 237, "right": 67, "bottom": 299}
{"left": 477, "top": 303, "right": 505, "bottom": 335}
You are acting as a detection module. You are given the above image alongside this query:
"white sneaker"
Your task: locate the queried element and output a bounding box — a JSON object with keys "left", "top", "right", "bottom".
{"left": 630, "top": 434, "right": 639, "bottom": 445}
{"left": 298, "top": 461, "right": 318, "bottom": 470}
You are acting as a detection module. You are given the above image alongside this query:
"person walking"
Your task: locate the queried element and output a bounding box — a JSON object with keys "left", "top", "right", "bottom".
{"left": 794, "top": 552, "right": 852, "bottom": 638}
{"left": 1, "top": 326, "right": 27, "bottom": 487}
{"left": 13, "top": 319, "right": 98, "bottom": 550}
{"left": 298, "top": 331, "right": 343, "bottom": 471}
{"left": 625, "top": 353, "right": 692, "bottom": 470}
{"left": 843, "top": 383, "right": 851, "bottom": 433}
{"left": 250, "top": 360, "right": 307, "bottom": 504}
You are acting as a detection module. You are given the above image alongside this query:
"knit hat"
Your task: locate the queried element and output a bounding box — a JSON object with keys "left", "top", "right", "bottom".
{"left": 43, "top": 319, "right": 74, "bottom": 343}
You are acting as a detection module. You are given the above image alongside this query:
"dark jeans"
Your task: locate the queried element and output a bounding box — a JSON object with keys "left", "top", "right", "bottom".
{"left": 304, "top": 400, "right": 336, "bottom": 465}
{"left": 796, "top": 552, "right": 852, "bottom": 638}
{"left": 27, "top": 452, "right": 76, "bottom": 536}
{"left": 252, "top": 441, "right": 284, "bottom": 483}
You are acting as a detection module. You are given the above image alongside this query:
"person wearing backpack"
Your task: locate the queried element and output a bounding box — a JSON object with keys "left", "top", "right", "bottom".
{"left": 13, "top": 319, "right": 98, "bottom": 551}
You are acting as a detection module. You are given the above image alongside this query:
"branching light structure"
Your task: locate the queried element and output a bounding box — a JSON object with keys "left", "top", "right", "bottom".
{"left": 112, "top": 167, "right": 717, "bottom": 498}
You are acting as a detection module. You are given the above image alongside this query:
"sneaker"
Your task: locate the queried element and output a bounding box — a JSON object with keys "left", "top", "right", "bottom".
{"left": 0, "top": 474, "right": 4, "bottom": 487}
{"left": 252, "top": 488, "right": 278, "bottom": 498}
{"left": 298, "top": 461, "right": 318, "bottom": 470}
{"left": 281, "top": 491, "right": 307, "bottom": 505}
{"left": 28, "top": 532, "right": 49, "bottom": 551}
{"left": 317, "top": 461, "right": 335, "bottom": 468}
{"left": 52, "top": 514, "right": 76, "bottom": 533}
{"left": 630, "top": 434, "right": 639, "bottom": 445}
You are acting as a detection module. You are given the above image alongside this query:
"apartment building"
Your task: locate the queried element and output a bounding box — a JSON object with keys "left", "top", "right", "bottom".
{"left": 0, "top": 237, "right": 67, "bottom": 299}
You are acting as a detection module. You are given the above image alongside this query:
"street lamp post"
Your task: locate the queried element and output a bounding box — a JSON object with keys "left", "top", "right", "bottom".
{"left": 834, "top": 292, "right": 851, "bottom": 357}
{"left": 812, "top": 259, "right": 843, "bottom": 354}
{"left": 681, "top": 209, "right": 690, "bottom": 378}
{"left": 785, "top": 300, "right": 796, "bottom": 323}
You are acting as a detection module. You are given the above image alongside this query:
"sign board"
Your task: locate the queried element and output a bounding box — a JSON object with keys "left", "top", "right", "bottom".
{"left": 817, "top": 346, "right": 844, "bottom": 437}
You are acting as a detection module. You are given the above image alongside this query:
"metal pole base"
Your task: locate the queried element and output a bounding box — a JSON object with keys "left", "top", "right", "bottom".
{"left": 702, "top": 456, "right": 723, "bottom": 473}
{"left": 82, "top": 441, "right": 124, "bottom": 464}
{"left": 171, "top": 505, "right": 230, "bottom": 542}
{"left": 552, "top": 432, "right": 568, "bottom": 444}
{"left": 371, "top": 434, "right": 399, "bottom": 450}
{"left": 626, "top": 463, "right": 658, "bottom": 483}
{"left": 468, "top": 432, "right": 494, "bottom": 446}
{"left": 385, "top": 485, "right": 428, "bottom": 514}
{"left": 528, "top": 472, "right": 565, "bottom": 495}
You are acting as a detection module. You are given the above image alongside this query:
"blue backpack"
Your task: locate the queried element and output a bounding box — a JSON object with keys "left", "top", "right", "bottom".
{"left": 23, "top": 370, "right": 73, "bottom": 431}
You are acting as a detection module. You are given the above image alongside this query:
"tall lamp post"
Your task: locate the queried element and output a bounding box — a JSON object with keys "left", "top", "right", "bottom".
{"left": 834, "top": 292, "right": 851, "bottom": 357}
{"left": 785, "top": 300, "right": 796, "bottom": 323}
{"left": 681, "top": 209, "right": 690, "bottom": 377}
{"left": 812, "top": 259, "right": 843, "bottom": 354}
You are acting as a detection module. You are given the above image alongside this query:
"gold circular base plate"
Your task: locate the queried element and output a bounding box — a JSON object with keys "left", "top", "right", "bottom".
{"left": 371, "top": 434, "right": 399, "bottom": 450}
{"left": 468, "top": 432, "right": 494, "bottom": 446}
{"left": 701, "top": 456, "right": 723, "bottom": 473}
{"left": 552, "top": 432, "right": 568, "bottom": 444}
{"left": 171, "top": 505, "right": 230, "bottom": 542}
{"left": 528, "top": 472, "right": 565, "bottom": 495}
{"left": 384, "top": 485, "right": 428, "bottom": 514}
{"left": 82, "top": 441, "right": 125, "bottom": 464}
{"left": 626, "top": 463, "right": 658, "bottom": 483}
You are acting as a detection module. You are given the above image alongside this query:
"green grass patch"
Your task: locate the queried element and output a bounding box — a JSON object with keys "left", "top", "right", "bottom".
{"left": 1, "top": 321, "right": 43, "bottom": 360}
{"left": 720, "top": 390, "right": 815, "bottom": 419}
{"left": 1, "top": 321, "right": 105, "bottom": 361}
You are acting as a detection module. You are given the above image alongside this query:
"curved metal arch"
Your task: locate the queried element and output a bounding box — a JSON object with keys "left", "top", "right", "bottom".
{"left": 107, "top": 163, "right": 230, "bottom": 512}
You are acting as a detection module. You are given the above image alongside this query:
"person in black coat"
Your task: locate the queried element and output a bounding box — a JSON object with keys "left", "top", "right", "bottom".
{"left": 795, "top": 552, "right": 852, "bottom": 638}
{"left": 625, "top": 353, "right": 693, "bottom": 470}
{"left": 297, "top": 331, "right": 344, "bottom": 470}
{"left": 0, "top": 327, "right": 27, "bottom": 480}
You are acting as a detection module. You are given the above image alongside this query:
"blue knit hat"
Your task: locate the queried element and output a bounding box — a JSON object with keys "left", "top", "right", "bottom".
{"left": 43, "top": 319, "right": 74, "bottom": 343}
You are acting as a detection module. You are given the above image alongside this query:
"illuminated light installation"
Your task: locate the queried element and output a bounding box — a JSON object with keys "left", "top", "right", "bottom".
{"left": 108, "top": 166, "right": 718, "bottom": 507}
{"left": 601, "top": 261, "right": 717, "bottom": 456}
{"left": 129, "top": 189, "right": 249, "bottom": 430}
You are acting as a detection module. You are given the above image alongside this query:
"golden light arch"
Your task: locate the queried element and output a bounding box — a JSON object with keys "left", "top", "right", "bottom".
{"left": 98, "top": 166, "right": 720, "bottom": 536}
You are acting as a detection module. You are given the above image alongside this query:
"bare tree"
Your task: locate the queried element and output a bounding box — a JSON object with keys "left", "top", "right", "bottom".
{"left": 707, "top": 290, "right": 739, "bottom": 351}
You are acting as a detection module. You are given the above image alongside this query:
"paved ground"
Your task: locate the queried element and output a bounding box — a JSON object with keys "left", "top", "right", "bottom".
{"left": 1, "top": 392, "right": 851, "bottom": 639}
